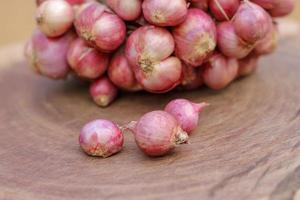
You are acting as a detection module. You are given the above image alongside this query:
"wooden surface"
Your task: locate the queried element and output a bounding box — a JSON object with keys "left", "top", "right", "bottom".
{"left": 0, "top": 36, "right": 300, "bottom": 200}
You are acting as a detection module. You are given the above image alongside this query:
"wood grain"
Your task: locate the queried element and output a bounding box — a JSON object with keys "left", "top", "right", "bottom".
{"left": 0, "top": 37, "right": 300, "bottom": 200}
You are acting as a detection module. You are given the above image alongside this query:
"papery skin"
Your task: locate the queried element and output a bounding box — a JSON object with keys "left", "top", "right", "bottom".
{"left": 79, "top": 119, "right": 124, "bottom": 157}
{"left": 90, "top": 76, "right": 118, "bottom": 107}
{"left": 128, "top": 111, "right": 189, "bottom": 157}
{"left": 108, "top": 47, "right": 141, "bottom": 91}
{"left": 67, "top": 38, "right": 110, "bottom": 79}
{"left": 209, "top": 0, "right": 240, "bottom": 21}
{"left": 238, "top": 53, "right": 259, "bottom": 77}
{"left": 180, "top": 64, "right": 204, "bottom": 90}
{"left": 232, "top": 1, "right": 272, "bottom": 44}
{"left": 125, "top": 26, "right": 182, "bottom": 93}
{"left": 217, "top": 21, "right": 254, "bottom": 59}
{"left": 202, "top": 53, "right": 239, "bottom": 90}
{"left": 106, "top": 0, "right": 142, "bottom": 21}
{"left": 172, "top": 9, "right": 217, "bottom": 67}
{"left": 25, "top": 29, "right": 76, "bottom": 79}
{"left": 165, "top": 99, "right": 209, "bottom": 134}
{"left": 36, "top": 0, "right": 75, "bottom": 37}
{"left": 74, "top": 2, "right": 126, "bottom": 52}
{"left": 142, "top": 0, "right": 188, "bottom": 26}
{"left": 268, "top": 0, "right": 295, "bottom": 17}
{"left": 254, "top": 23, "right": 278, "bottom": 55}
{"left": 190, "top": 0, "right": 209, "bottom": 11}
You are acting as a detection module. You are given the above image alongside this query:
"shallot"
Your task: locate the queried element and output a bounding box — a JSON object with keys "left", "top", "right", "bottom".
{"left": 36, "top": 0, "right": 75, "bottom": 37}
{"left": 202, "top": 52, "right": 239, "bottom": 90}
{"left": 127, "top": 111, "right": 189, "bottom": 157}
{"left": 108, "top": 48, "right": 141, "bottom": 92}
{"left": 67, "top": 38, "right": 109, "bottom": 80}
{"left": 238, "top": 53, "right": 259, "bottom": 77}
{"left": 142, "top": 0, "right": 188, "bottom": 27}
{"left": 90, "top": 77, "right": 118, "bottom": 107}
{"left": 217, "top": 21, "right": 254, "bottom": 59}
{"left": 209, "top": 0, "right": 240, "bottom": 21}
{"left": 25, "top": 29, "right": 75, "bottom": 79}
{"left": 165, "top": 99, "right": 209, "bottom": 134}
{"left": 106, "top": 0, "right": 142, "bottom": 21}
{"left": 125, "top": 26, "right": 182, "bottom": 93}
{"left": 74, "top": 2, "right": 126, "bottom": 52}
{"left": 172, "top": 8, "right": 217, "bottom": 67}
{"left": 79, "top": 119, "right": 124, "bottom": 157}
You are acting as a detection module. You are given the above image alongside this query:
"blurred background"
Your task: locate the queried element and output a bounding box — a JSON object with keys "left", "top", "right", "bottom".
{"left": 0, "top": 1, "right": 299, "bottom": 47}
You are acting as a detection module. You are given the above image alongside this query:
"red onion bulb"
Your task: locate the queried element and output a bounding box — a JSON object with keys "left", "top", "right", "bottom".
{"left": 90, "top": 76, "right": 118, "bottom": 107}
{"left": 232, "top": 1, "right": 272, "bottom": 44}
{"left": 74, "top": 2, "right": 126, "bottom": 52}
{"left": 106, "top": 0, "right": 142, "bottom": 21}
{"left": 24, "top": 29, "right": 75, "bottom": 79}
{"left": 172, "top": 8, "right": 217, "bottom": 67}
{"left": 142, "top": 0, "right": 188, "bottom": 27}
{"left": 67, "top": 38, "right": 110, "bottom": 80}
{"left": 127, "top": 111, "right": 189, "bottom": 157}
{"left": 125, "top": 26, "right": 182, "bottom": 93}
{"left": 209, "top": 0, "right": 240, "bottom": 21}
{"left": 36, "top": 0, "right": 75, "bottom": 37}
{"left": 165, "top": 99, "right": 209, "bottom": 134}
{"left": 217, "top": 21, "right": 254, "bottom": 59}
{"left": 108, "top": 48, "right": 141, "bottom": 92}
{"left": 203, "top": 53, "right": 239, "bottom": 90}
{"left": 79, "top": 119, "right": 124, "bottom": 157}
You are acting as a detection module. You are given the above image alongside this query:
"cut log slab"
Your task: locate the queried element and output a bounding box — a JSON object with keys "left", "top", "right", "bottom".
{"left": 0, "top": 35, "right": 299, "bottom": 200}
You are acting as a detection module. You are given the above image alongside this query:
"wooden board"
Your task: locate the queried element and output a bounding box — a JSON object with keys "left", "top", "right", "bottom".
{"left": 0, "top": 35, "right": 300, "bottom": 200}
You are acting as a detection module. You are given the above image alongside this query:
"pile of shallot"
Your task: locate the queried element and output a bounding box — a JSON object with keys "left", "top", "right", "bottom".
{"left": 25, "top": 0, "right": 294, "bottom": 107}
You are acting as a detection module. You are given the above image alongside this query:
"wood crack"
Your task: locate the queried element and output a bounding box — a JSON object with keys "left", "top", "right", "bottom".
{"left": 209, "top": 154, "right": 271, "bottom": 197}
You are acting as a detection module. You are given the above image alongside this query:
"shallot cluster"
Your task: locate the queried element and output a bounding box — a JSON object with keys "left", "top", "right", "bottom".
{"left": 79, "top": 99, "right": 208, "bottom": 157}
{"left": 25, "top": 0, "right": 294, "bottom": 107}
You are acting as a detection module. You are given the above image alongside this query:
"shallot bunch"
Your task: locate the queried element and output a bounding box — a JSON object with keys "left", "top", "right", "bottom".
{"left": 25, "top": 0, "right": 294, "bottom": 107}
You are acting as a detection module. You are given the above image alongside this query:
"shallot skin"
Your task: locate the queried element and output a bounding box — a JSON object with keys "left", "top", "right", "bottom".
{"left": 108, "top": 48, "right": 141, "bottom": 92}
{"left": 232, "top": 1, "right": 272, "bottom": 44}
{"left": 172, "top": 8, "right": 217, "bottom": 67}
{"left": 129, "top": 111, "right": 189, "bottom": 157}
{"left": 269, "top": 0, "right": 295, "bottom": 17}
{"left": 79, "top": 119, "right": 124, "bottom": 157}
{"left": 180, "top": 64, "right": 204, "bottom": 90}
{"left": 142, "top": 0, "right": 188, "bottom": 27}
{"left": 238, "top": 53, "right": 259, "bottom": 77}
{"left": 217, "top": 21, "right": 254, "bottom": 59}
{"left": 254, "top": 23, "right": 278, "bottom": 55}
{"left": 36, "top": 0, "right": 75, "bottom": 37}
{"left": 36, "top": 0, "right": 85, "bottom": 6}
{"left": 67, "top": 38, "right": 110, "bottom": 80}
{"left": 125, "top": 26, "right": 182, "bottom": 93}
{"left": 190, "top": 0, "right": 209, "bottom": 11}
{"left": 203, "top": 53, "right": 239, "bottom": 90}
{"left": 165, "top": 99, "right": 209, "bottom": 134}
{"left": 74, "top": 2, "right": 126, "bottom": 52}
{"left": 25, "top": 30, "right": 75, "bottom": 79}
{"left": 90, "top": 77, "right": 118, "bottom": 107}
{"left": 106, "top": 0, "right": 142, "bottom": 21}
{"left": 209, "top": 0, "right": 240, "bottom": 21}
